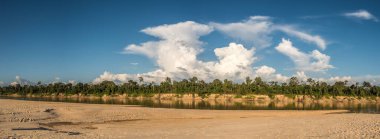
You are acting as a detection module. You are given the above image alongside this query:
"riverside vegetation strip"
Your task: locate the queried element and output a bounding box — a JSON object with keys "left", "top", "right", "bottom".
{"left": 1, "top": 77, "right": 379, "bottom": 99}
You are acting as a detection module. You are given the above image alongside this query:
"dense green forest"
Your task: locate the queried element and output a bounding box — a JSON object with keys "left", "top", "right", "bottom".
{"left": 0, "top": 77, "right": 379, "bottom": 99}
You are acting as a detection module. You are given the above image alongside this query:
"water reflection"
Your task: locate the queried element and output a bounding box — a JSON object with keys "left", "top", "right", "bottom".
{"left": 1, "top": 96, "right": 379, "bottom": 113}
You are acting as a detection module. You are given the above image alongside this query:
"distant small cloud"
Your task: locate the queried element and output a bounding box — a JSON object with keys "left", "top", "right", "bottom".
{"left": 344, "top": 10, "right": 378, "bottom": 22}
{"left": 68, "top": 80, "right": 77, "bottom": 85}
{"left": 299, "top": 15, "right": 331, "bottom": 20}
{"left": 301, "top": 10, "right": 378, "bottom": 22}
{"left": 130, "top": 62, "right": 139, "bottom": 65}
{"left": 50, "top": 77, "right": 62, "bottom": 84}
{"left": 9, "top": 75, "right": 35, "bottom": 86}
{"left": 352, "top": 75, "right": 380, "bottom": 86}
{"left": 54, "top": 77, "right": 60, "bottom": 82}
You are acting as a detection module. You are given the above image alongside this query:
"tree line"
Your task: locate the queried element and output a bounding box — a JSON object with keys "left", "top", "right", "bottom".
{"left": 0, "top": 77, "right": 379, "bottom": 99}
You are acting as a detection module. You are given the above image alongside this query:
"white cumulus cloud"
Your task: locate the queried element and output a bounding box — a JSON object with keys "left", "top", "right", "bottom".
{"left": 254, "top": 65, "right": 289, "bottom": 82}
{"left": 213, "top": 43, "right": 256, "bottom": 79}
{"left": 125, "top": 21, "right": 212, "bottom": 73}
{"left": 255, "top": 65, "right": 276, "bottom": 76}
{"left": 95, "top": 21, "right": 268, "bottom": 83}
{"left": 96, "top": 42, "right": 259, "bottom": 83}
{"left": 294, "top": 71, "right": 308, "bottom": 82}
{"left": 275, "top": 38, "right": 333, "bottom": 72}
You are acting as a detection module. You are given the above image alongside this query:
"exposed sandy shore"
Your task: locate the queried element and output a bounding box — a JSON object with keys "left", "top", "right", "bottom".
{"left": 0, "top": 99, "right": 379, "bottom": 139}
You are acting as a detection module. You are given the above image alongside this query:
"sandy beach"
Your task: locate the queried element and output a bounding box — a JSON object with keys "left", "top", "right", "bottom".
{"left": 0, "top": 99, "right": 379, "bottom": 139}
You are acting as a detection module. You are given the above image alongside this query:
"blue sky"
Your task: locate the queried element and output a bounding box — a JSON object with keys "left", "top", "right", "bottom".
{"left": 0, "top": 0, "right": 380, "bottom": 85}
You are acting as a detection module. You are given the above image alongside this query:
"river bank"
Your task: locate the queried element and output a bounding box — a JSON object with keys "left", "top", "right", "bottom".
{"left": 2, "top": 94, "right": 380, "bottom": 112}
{"left": 4, "top": 93, "right": 380, "bottom": 103}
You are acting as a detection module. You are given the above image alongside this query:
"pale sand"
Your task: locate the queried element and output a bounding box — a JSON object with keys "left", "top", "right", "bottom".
{"left": 0, "top": 99, "right": 379, "bottom": 139}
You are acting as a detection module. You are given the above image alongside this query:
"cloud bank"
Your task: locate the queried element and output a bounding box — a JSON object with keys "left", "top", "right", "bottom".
{"left": 94, "top": 17, "right": 331, "bottom": 84}
{"left": 0, "top": 76, "right": 78, "bottom": 86}
{"left": 92, "top": 16, "right": 377, "bottom": 85}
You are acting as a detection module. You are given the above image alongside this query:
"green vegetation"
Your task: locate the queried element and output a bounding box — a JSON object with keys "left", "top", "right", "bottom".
{"left": 0, "top": 77, "right": 379, "bottom": 98}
